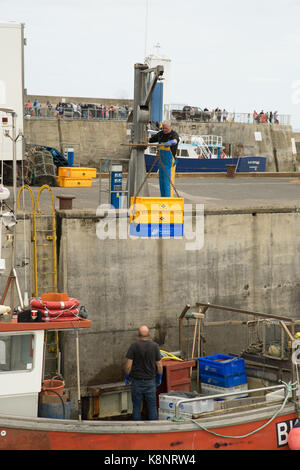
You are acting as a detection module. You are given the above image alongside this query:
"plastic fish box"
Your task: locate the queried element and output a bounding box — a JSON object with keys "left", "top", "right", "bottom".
{"left": 129, "top": 197, "right": 184, "bottom": 225}
{"left": 57, "top": 176, "right": 92, "bottom": 188}
{"left": 200, "top": 371, "right": 247, "bottom": 388}
{"left": 129, "top": 222, "right": 183, "bottom": 238}
{"left": 58, "top": 167, "right": 97, "bottom": 178}
{"left": 130, "top": 197, "right": 184, "bottom": 213}
{"left": 198, "top": 354, "right": 245, "bottom": 377}
{"left": 158, "top": 409, "right": 192, "bottom": 421}
{"left": 201, "top": 382, "right": 248, "bottom": 401}
{"left": 159, "top": 392, "right": 214, "bottom": 415}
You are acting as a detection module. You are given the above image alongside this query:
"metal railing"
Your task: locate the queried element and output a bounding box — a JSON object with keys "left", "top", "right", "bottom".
{"left": 24, "top": 105, "right": 130, "bottom": 121}
{"left": 173, "top": 383, "right": 288, "bottom": 419}
{"left": 164, "top": 104, "right": 291, "bottom": 126}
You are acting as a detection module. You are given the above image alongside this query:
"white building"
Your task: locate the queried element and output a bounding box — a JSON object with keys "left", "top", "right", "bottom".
{"left": 0, "top": 21, "right": 25, "bottom": 161}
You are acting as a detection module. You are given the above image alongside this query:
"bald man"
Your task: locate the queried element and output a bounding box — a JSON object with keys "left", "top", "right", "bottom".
{"left": 125, "top": 325, "right": 162, "bottom": 420}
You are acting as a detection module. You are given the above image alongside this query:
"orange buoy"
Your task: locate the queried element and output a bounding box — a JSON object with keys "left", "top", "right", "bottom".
{"left": 31, "top": 297, "right": 79, "bottom": 310}
{"left": 288, "top": 425, "right": 300, "bottom": 449}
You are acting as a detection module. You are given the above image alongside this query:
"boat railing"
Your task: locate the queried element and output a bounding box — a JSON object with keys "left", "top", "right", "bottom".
{"left": 173, "top": 383, "right": 289, "bottom": 419}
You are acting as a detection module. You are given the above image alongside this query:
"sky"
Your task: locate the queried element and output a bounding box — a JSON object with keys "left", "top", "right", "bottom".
{"left": 1, "top": 0, "right": 300, "bottom": 128}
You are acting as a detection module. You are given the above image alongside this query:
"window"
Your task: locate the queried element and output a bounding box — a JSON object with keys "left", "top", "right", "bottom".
{"left": 180, "top": 149, "right": 189, "bottom": 157}
{"left": 0, "top": 334, "right": 34, "bottom": 372}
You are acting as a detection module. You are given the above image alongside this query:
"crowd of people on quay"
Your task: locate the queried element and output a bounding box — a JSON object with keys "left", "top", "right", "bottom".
{"left": 24, "top": 99, "right": 131, "bottom": 120}
{"left": 24, "top": 98, "right": 283, "bottom": 126}
{"left": 207, "top": 108, "right": 280, "bottom": 124}
{"left": 170, "top": 105, "right": 284, "bottom": 124}
{"left": 253, "top": 110, "right": 279, "bottom": 124}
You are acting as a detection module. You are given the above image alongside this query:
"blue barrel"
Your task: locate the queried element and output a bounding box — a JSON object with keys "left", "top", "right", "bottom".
{"left": 38, "top": 399, "right": 71, "bottom": 419}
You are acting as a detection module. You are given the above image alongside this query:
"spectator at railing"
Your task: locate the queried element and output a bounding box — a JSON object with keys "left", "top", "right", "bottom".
{"left": 47, "top": 101, "right": 52, "bottom": 116}
{"left": 55, "top": 103, "right": 63, "bottom": 118}
{"left": 222, "top": 109, "right": 228, "bottom": 122}
{"left": 25, "top": 100, "right": 32, "bottom": 116}
{"left": 215, "top": 108, "right": 221, "bottom": 122}
{"left": 34, "top": 100, "right": 41, "bottom": 116}
{"left": 260, "top": 111, "right": 266, "bottom": 123}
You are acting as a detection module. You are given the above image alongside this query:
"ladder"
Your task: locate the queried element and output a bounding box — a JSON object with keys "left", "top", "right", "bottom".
{"left": 190, "top": 136, "right": 213, "bottom": 159}
{"left": 181, "top": 134, "right": 213, "bottom": 159}
{"left": 17, "top": 184, "right": 59, "bottom": 376}
{"left": 17, "top": 184, "right": 57, "bottom": 296}
{"left": 35, "top": 185, "right": 57, "bottom": 295}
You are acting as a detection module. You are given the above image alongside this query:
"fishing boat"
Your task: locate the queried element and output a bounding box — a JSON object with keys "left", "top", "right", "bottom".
{"left": 144, "top": 135, "right": 267, "bottom": 173}
{"left": 0, "top": 302, "right": 299, "bottom": 450}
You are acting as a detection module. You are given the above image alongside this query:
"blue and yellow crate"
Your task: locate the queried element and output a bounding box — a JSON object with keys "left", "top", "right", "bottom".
{"left": 129, "top": 196, "right": 184, "bottom": 238}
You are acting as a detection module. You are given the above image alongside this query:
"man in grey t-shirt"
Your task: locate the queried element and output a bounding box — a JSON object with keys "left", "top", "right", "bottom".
{"left": 125, "top": 325, "right": 162, "bottom": 420}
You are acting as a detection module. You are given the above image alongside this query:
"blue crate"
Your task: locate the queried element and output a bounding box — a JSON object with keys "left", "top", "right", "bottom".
{"left": 198, "top": 354, "right": 245, "bottom": 377}
{"left": 200, "top": 372, "right": 247, "bottom": 388}
{"left": 129, "top": 222, "right": 183, "bottom": 238}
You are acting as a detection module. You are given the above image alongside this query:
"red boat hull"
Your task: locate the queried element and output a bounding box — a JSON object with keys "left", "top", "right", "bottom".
{"left": 0, "top": 411, "right": 296, "bottom": 450}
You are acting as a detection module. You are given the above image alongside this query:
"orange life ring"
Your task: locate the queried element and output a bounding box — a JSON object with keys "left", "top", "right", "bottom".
{"left": 221, "top": 152, "right": 226, "bottom": 159}
{"left": 31, "top": 297, "right": 79, "bottom": 310}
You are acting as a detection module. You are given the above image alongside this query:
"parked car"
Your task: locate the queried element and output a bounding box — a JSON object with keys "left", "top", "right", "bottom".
{"left": 61, "top": 102, "right": 81, "bottom": 118}
{"left": 172, "top": 105, "right": 211, "bottom": 122}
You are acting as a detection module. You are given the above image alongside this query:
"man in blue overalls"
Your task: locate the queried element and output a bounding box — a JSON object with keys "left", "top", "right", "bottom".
{"left": 148, "top": 121, "right": 180, "bottom": 197}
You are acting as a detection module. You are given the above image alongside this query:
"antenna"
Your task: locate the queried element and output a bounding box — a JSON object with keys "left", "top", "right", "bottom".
{"left": 144, "top": 0, "right": 149, "bottom": 60}
{"left": 154, "top": 42, "right": 161, "bottom": 55}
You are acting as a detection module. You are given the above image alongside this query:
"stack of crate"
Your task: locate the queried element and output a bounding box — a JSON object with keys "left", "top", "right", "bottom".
{"left": 129, "top": 196, "right": 184, "bottom": 238}
{"left": 198, "top": 354, "right": 248, "bottom": 400}
{"left": 57, "top": 167, "right": 97, "bottom": 187}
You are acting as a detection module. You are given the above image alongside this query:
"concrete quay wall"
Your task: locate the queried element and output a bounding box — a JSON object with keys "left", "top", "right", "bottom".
{"left": 24, "top": 119, "right": 297, "bottom": 171}
{"left": 24, "top": 119, "right": 130, "bottom": 168}
{"left": 57, "top": 206, "right": 300, "bottom": 388}
{"left": 173, "top": 121, "right": 296, "bottom": 172}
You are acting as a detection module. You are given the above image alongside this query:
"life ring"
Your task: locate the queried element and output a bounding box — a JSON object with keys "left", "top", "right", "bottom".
{"left": 221, "top": 152, "right": 226, "bottom": 159}
{"left": 31, "top": 297, "right": 79, "bottom": 310}
{"left": 198, "top": 155, "right": 204, "bottom": 159}
{"left": 40, "top": 307, "right": 80, "bottom": 318}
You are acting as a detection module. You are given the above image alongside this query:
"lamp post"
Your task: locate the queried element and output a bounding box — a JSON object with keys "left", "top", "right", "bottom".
{"left": 0, "top": 107, "right": 24, "bottom": 309}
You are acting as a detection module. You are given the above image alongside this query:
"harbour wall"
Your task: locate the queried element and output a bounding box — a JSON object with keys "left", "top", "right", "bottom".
{"left": 56, "top": 206, "right": 300, "bottom": 388}
{"left": 23, "top": 119, "right": 297, "bottom": 171}
{"left": 1, "top": 206, "right": 300, "bottom": 389}
{"left": 24, "top": 119, "right": 131, "bottom": 167}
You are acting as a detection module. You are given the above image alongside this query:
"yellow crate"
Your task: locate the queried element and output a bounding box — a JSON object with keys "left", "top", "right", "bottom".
{"left": 57, "top": 176, "right": 92, "bottom": 188}
{"left": 130, "top": 197, "right": 184, "bottom": 211}
{"left": 58, "top": 167, "right": 97, "bottom": 178}
{"left": 129, "top": 197, "right": 184, "bottom": 224}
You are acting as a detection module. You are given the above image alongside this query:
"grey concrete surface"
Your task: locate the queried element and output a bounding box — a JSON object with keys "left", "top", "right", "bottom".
{"left": 13, "top": 176, "right": 300, "bottom": 212}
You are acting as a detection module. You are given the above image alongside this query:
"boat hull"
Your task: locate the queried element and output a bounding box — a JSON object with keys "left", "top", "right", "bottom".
{"left": 144, "top": 155, "right": 267, "bottom": 173}
{"left": 0, "top": 408, "right": 296, "bottom": 450}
